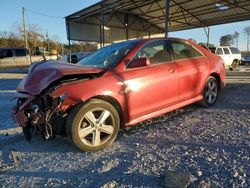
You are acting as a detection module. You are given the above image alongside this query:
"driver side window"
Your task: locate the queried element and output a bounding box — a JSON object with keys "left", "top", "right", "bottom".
{"left": 134, "top": 40, "right": 171, "bottom": 65}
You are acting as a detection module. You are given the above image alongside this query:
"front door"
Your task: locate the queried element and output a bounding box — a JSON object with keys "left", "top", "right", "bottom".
{"left": 123, "top": 40, "right": 178, "bottom": 120}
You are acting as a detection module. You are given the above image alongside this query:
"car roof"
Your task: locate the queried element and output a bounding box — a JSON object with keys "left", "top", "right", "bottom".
{"left": 216, "top": 46, "right": 239, "bottom": 48}
{"left": 138, "top": 37, "right": 189, "bottom": 43}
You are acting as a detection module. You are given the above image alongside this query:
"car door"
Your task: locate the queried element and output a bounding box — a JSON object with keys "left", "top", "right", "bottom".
{"left": 169, "top": 40, "right": 210, "bottom": 102}
{"left": 14, "top": 49, "right": 30, "bottom": 67}
{"left": 0, "top": 49, "right": 16, "bottom": 68}
{"left": 123, "top": 40, "right": 178, "bottom": 120}
{"left": 215, "top": 47, "right": 226, "bottom": 63}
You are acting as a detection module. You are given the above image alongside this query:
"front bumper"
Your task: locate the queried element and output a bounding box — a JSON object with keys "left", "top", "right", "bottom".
{"left": 11, "top": 109, "right": 28, "bottom": 127}
{"left": 11, "top": 92, "right": 35, "bottom": 127}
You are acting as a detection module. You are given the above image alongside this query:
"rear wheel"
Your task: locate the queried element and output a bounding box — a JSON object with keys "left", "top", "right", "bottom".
{"left": 66, "top": 99, "right": 120, "bottom": 152}
{"left": 200, "top": 77, "right": 218, "bottom": 107}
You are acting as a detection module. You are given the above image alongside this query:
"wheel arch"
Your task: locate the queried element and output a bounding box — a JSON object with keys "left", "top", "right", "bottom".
{"left": 233, "top": 58, "right": 239, "bottom": 64}
{"left": 209, "top": 72, "right": 221, "bottom": 90}
{"left": 88, "top": 95, "right": 125, "bottom": 128}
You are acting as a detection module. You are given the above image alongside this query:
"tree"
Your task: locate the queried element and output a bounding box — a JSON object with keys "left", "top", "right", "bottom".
{"left": 1, "top": 21, "right": 98, "bottom": 56}
{"left": 198, "top": 42, "right": 215, "bottom": 48}
{"left": 233, "top": 31, "right": 240, "bottom": 48}
{"left": 26, "top": 24, "right": 44, "bottom": 54}
{"left": 220, "top": 34, "right": 233, "bottom": 46}
{"left": 0, "top": 31, "right": 23, "bottom": 48}
{"left": 244, "top": 26, "right": 250, "bottom": 52}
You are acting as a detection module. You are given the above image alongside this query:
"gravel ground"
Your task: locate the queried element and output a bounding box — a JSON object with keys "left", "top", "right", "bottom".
{"left": 0, "top": 67, "right": 249, "bottom": 187}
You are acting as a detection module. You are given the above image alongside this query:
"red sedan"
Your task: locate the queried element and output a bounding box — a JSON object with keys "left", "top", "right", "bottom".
{"left": 12, "top": 38, "right": 226, "bottom": 151}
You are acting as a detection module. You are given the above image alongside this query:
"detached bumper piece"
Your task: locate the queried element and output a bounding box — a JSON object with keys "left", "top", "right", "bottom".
{"left": 12, "top": 107, "right": 28, "bottom": 127}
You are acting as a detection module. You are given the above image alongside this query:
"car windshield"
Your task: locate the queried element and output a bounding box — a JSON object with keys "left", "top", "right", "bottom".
{"left": 229, "top": 47, "right": 240, "bottom": 54}
{"left": 77, "top": 40, "right": 139, "bottom": 68}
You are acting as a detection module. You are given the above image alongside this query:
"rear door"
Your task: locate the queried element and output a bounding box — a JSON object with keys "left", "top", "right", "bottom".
{"left": 169, "top": 40, "right": 210, "bottom": 102}
{"left": 14, "top": 49, "right": 30, "bottom": 67}
{"left": 0, "top": 49, "right": 15, "bottom": 68}
{"left": 123, "top": 40, "right": 178, "bottom": 120}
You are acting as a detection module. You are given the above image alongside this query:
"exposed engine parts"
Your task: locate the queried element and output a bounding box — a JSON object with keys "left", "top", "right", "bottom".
{"left": 14, "top": 94, "right": 64, "bottom": 141}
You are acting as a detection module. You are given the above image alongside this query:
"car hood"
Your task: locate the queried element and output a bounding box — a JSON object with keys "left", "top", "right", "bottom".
{"left": 17, "top": 60, "right": 107, "bottom": 95}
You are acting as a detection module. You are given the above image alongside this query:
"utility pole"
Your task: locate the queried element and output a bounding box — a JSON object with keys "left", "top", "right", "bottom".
{"left": 46, "top": 30, "right": 49, "bottom": 51}
{"left": 22, "top": 7, "right": 28, "bottom": 49}
{"left": 247, "top": 34, "right": 249, "bottom": 52}
{"left": 204, "top": 27, "right": 210, "bottom": 47}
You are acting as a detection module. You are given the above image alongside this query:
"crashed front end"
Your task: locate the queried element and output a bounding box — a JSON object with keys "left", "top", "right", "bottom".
{"left": 11, "top": 60, "right": 106, "bottom": 141}
{"left": 12, "top": 91, "right": 65, "bottom": 140}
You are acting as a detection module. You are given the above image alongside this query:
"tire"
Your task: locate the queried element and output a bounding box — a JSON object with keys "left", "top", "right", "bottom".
{"left": 229, "top": 60, "right": 237, "bottom": 71}
{"left": 200, "top": 76, "right": 219, "bottom": 107}
{"left": 23, "top": 122, "right": 37, "bottom": 141}
{"left": 66, "top": 99, "right": 120, "bottom": 152}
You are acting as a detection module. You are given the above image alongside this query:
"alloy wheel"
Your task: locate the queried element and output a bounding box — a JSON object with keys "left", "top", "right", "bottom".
{"left": 205, "top": 80, "right": 218, "bottom": 105}
{"left": 78, "top": 108, "right": 115, "bottom": 147}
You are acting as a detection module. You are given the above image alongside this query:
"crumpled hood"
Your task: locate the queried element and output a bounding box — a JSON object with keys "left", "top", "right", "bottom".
{"left": 17, "top": 60, "right": 107, "bottom": 95}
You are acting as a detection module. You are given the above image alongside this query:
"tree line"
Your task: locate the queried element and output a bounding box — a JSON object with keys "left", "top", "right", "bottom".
{"left": 0, "top": 23, "right": 97, "bottom": 55}
{"left": 220, "top": 26, "right": 250, "bottom": 52}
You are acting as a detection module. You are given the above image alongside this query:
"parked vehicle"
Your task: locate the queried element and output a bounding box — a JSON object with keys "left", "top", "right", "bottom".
{"left": 0, "top": 48, "right": 58, "bottom": 69}
{"left": 209, "top": 46, "right": 241, "bottom": 71}
{"left": 12, "top": 38, "right": 226, "bottom": 152}
{"left": 0, "top": 48, "right": 30, "bottom": 68}
{"left": 241, "top": 56, "right": 250, "bottom": 65}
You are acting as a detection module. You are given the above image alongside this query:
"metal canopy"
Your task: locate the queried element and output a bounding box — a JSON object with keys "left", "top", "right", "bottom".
{"left": 66, "top": 0, "right": 250, "bottom": 43}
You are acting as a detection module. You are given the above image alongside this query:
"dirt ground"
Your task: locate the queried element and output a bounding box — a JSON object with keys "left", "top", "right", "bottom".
{"left": 0, "top": 67, "right": 249, "bottom": 187}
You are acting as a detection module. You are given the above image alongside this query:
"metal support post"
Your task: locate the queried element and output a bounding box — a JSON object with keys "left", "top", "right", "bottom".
{"left": 101, "top": 6, "right": 105, "bottom": 47}
{"left": 165, "top": 0, "right": 170, "bottom": 38}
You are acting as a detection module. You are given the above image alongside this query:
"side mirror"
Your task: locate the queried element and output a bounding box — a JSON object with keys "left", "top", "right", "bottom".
{"left": 128, "top": 57, "right": 151, "bottom": 68}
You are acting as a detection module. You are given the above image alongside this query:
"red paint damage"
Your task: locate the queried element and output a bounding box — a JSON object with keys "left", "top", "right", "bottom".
{"left": 17, "top": 60, "right": 107, "bottom": 95}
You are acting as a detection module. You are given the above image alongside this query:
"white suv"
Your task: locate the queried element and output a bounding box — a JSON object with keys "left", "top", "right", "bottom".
{"left": 209, "top": 46, "right": 241, "bottom": 71}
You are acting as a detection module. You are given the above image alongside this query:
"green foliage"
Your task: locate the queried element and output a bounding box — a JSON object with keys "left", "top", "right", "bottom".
{"left": 220, "top": 34, "right": 233, "bottom": 46}
{"left": 0, "top": 22, "right": 98, "bottom": 55}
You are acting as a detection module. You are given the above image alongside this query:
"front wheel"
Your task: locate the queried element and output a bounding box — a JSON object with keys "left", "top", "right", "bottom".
{"left": 66, "top": 99, "right": 120, "bottom": 152}
{"left": 200, "top": 77, "right": 219, "bottom": 107}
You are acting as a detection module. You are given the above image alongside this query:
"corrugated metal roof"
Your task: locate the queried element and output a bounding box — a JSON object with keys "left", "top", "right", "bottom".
{"left": 66, "top": 0, "right": 250, "bottom": 42}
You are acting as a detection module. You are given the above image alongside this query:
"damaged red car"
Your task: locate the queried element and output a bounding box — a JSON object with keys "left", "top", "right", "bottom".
{"left": 12, "top": 38, "right": 226, "bottom": 151}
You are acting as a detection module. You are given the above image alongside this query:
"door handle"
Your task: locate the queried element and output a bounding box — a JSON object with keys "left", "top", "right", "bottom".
{"left": 168, "top": 68, "right": 175, "bottom": 73}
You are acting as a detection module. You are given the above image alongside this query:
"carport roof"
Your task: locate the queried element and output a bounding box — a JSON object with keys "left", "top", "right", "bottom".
{"left": 66, "top": 0, "right": 250, "bottom": 41}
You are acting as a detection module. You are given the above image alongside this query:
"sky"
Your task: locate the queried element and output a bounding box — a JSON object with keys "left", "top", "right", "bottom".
{"left": 0, "top": 0, "right": 249, "bottom": 51}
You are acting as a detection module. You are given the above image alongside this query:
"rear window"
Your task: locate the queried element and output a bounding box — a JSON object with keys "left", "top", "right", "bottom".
{"left": 229, "top": 47, "right": 240, "bottom": 54}
{"left": 0, "top": 49, "right": 13, "bottom": 58}
{"left": 170, "top": 41, "right": 204, "bottom": 60}
{"left": 15, "top": 49, "right": 27, "bottom": 57}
